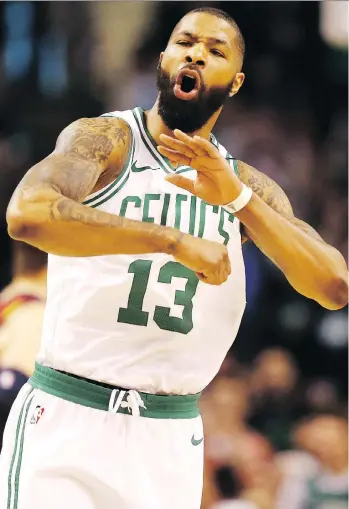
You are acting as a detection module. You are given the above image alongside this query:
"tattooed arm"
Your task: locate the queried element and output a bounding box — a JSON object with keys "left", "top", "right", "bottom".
{"left": 236, "top": 161, "right": 348, "bottom": 309}
{"left": 6, "top": 118, "right": 231, "bottom": 285}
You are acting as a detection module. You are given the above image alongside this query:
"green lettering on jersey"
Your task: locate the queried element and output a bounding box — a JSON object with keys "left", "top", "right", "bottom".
{"left": 197, "top": 201, "right": 207, "bottom": 238}
{"left": 142, "top": 194, "right": 161, "bottom": 223}
{"left": 117, "top": 260, "right": 152, "bottom": 326}
{"left": 188, "top": 196, "right": 197, "bottom": 235}
{"left": 160, "top": 194, "right": 171, "bottom": 225}
{"left": 154, "top": 261, "right": 199, "bottom": 334}
{"left": 174, "top": 194, "right": 188, "bottom": 230}
{"left": 218, "top": 208, "right": 235, "bottom": 245}
{"left": 119, "top": 196, "right": 141, "bottom": 217}
{"left": 117, "top": 259, "right": 199, "bottom": 334}
{"left": 198, "top": 202, "right": 219, "bottom": 238}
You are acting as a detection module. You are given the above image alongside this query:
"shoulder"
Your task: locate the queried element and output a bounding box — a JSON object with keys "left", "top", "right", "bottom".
{"left": 54, "top": 116, "right": 132, "bottom": 170}
{"left": 237, "top": 160, "right": 293, "bottom": 217}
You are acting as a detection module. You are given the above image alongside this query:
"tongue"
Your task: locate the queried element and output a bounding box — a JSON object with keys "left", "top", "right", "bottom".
{"left": 174, "top": 84, "right": 198, "bottom": 101}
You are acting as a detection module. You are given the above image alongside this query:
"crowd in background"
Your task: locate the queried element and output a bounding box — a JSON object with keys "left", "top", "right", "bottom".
{"left": 0, "top": 2, "right": 347, "bottom": 508}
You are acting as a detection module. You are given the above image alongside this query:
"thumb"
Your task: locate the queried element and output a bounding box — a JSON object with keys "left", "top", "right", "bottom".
{"left": 165, "top": 174, "right": 195, "bottom": 194}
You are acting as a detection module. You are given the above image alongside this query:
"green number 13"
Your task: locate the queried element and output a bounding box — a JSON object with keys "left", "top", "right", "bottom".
{"left": 117, "top": 260, "right": 199, "bottom": 335}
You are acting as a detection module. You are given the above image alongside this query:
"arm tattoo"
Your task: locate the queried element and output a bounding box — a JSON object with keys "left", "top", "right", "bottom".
{"left": 64, "top": 117, "right": 127, "bottom": 165}
{"left": 49, "top": 195, "right": 182, "bottom": 255}
{"left": 10, "top": 117, "right": 183, "bottom": 256}
{"left": 237, "top": 160, "right": 326, "bottom": 244}
{"left": 18, "top": 116, "right": 131, "bottom": 204}
{"left": 237, "top": 160, "right": 293, "bottom": 217}
{"left": 288, "top": 217, "right": 325, "bottom": 242}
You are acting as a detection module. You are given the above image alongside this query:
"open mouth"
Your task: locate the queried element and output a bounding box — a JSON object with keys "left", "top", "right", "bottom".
{"left": 174, "top": 68, "right": 200, "bottom": 101}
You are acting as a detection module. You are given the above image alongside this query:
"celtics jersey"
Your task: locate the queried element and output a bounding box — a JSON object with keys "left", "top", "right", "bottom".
{"left": 37, "top": 107, "right": 246, "bottom": 394}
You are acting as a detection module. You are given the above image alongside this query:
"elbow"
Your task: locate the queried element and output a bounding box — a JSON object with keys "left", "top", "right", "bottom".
{"left": 6, "top": 204, "right": 43, "bottom": 243}
{"left": 7, "top": 216, "right": 40, "bottom": 242}
{"left": 322, "top": 275, "right": 348, "bottom": 310}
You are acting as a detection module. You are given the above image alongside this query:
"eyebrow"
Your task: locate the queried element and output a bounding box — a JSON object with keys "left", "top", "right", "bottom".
{"left": 175, "top": 31, "right": 229, "bottom": 47}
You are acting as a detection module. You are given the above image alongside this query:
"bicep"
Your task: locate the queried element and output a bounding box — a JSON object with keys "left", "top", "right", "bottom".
{"left": 16, "top": 152, "right": 101, "bottom": 205}
{"left": 12, "top": 116, "right": 131, "bottom": 204}
{"left": 237, "top": 160, "right": 294, "bottom": 243}
{"left": 237, "top": 160, "right": 293, "bottom": 217}
{"left": 237, "top": 160, "right": 327, "bottom": 244}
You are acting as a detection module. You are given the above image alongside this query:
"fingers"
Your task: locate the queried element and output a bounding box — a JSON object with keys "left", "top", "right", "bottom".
{"left": 157, "top": 146, "right": 191, "bottom": 166}
{"left": 173, "top": 130, "right": 219, "bottom": 159}
{"left": 192, "top": 135, "right": 220, "bottom": 158}
{"left": 199, "top": 264, "right": 231, "bottom": 286}
{"left": 165, "top": 174, "right": 195, "bottom": 194}
{"left": 199, "top": 247, "right": 231, "bottom": 286}
{"left": 159, "top": 134, "right": 198, "bottom": 158}
{"left": 173, "top": 131, "right": 207, "bottom": 157}
{"left": 199, "top": 272, "right": 226, "bottom": 286}
{"left": 159, "top": 131, "right": 218, "bottom": 159}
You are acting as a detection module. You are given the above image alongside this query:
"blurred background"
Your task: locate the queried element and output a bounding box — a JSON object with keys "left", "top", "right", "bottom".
{"left": 0, "top": 2, "right": 347, "bottom": 508}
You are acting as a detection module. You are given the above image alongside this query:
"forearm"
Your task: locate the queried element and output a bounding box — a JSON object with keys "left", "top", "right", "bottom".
{"left": 235, "top": 193, "right": 348, "bottom": 309}
{"left": 7, "top": 189, "right": 182, "bottom": 257}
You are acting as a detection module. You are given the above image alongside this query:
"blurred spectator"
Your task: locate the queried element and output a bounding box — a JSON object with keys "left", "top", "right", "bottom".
{"left": 201, "top": 376, "right": 251, "bottom": 509}
{"left": 210, "top": 433, "right": 306, "bottom": 509}
{"left": 247, "top": 349, "right": 304, "bottom": 450}
{"left": 0, "top": 241, "right": 47, "bottom": 447}
{"left": 293, "top": 414, "right": 348, "bottom": 508}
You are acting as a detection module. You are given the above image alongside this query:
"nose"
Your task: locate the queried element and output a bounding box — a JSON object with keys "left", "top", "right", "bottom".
{"left": 185, "top": 44, "right": 207, "bottom": 68}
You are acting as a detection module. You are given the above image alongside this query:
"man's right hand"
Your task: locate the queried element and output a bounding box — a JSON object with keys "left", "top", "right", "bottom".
{"left": 173, "top": 235, "right": 231, "bottom": 285}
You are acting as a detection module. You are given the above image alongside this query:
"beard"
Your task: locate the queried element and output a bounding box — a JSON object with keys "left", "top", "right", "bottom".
{"left": 156, "top": 63, "right": 234, "bottom": 133}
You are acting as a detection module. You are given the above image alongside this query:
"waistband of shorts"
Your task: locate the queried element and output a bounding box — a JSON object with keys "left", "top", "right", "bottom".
{"left": 29, "top": 363, "right": 201, "bottom": 419}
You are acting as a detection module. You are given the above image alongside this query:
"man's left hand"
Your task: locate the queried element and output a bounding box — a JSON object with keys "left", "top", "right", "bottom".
{"left": 158, "top": 130, "right": 243, "bottom": 205}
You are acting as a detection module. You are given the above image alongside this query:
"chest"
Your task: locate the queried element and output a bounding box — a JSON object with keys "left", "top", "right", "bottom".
{"left": 103, "top": 164, "right": 240, "bottom": 247}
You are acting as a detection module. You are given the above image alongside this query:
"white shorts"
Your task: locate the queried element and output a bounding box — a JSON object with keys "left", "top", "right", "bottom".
{"left": 0, "top": 365, "right": 204, "bottom": 509}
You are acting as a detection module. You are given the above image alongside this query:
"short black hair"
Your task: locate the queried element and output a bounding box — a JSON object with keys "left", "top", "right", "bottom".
{"left": 178, "top": 7, "right": 245, "bottom": 66}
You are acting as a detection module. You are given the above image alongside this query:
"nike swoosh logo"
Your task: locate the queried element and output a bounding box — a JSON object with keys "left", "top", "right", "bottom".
{"left": 131, "top": 162, "right": 159, "bottom": 173}
{"left": 191, "top": 434, "right": 203, "bottom": 446}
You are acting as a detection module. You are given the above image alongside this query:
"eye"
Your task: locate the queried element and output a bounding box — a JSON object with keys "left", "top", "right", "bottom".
{"left": 211, "top": 49, "right": 224, "bottom": 57}
{"left": 176, "top": 41, "right": 191, "bottom": 47}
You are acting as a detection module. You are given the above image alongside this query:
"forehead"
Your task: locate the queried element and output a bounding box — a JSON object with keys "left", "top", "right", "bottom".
{"left": 172, "top": 12, "right": 235, "bottom": 48}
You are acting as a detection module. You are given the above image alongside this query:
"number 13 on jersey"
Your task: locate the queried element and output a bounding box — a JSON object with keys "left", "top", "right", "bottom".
{"left": 117, "top": 260, "right": 199, "bottom": 335}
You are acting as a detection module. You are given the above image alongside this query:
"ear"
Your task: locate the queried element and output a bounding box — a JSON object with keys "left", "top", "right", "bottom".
{"left": 160, "top": 52, "right": 164, "bottom": 61}
{"left": 229, "top": 72, "right": 245, "bottom": 97}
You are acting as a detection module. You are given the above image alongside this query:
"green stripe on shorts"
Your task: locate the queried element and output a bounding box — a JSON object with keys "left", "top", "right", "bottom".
{"left": 7, "top": 389, "right": 34, "bottom": 509}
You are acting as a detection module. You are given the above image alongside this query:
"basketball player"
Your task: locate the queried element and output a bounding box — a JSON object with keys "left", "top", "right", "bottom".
{"left": 1, "top": 7, "right": 348, "bottom": 509}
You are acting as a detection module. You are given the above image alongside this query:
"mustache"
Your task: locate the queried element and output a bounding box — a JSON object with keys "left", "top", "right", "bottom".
{"left": 174, "top": 63, "right": 205, "bottom": 89}
{"left": 156, "top": 62, "right": 233, "bottom": 132}
{"left": 157, "top": 61, "right": 205, "bottom": 89}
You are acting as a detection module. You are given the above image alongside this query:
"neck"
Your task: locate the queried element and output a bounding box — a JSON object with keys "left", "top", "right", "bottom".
{"left": 145, "top": 96, "right": 221, "bottom": 146}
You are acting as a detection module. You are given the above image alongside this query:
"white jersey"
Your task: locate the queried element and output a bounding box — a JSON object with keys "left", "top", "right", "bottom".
{"left": 37, "top": 107, "right": 246, "bottom": 394}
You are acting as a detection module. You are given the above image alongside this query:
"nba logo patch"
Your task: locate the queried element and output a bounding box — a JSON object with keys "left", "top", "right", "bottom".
{"left": 30, "top": 405, "right": 45, "bottom": 424}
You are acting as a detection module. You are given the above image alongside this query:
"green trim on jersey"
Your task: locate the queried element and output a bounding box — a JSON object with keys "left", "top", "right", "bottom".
{"left": 211, "top": 133, "right": 239, "bottom": 176}
{"left": 133, "top": 107, "right": 238, "bottom": 178}
{"left": 30, "top": 363, "right": 201, "bottom": 419}
{"left": 132, "top": 107, "right": 173, "bottom": 174}
{"left": 82, "top": 120, "right": 135, "bottom": 208}
{"left": 7, "top": 389, "right": 34, "bottom": 509}
{"left": 175, "top": 167, "right": 194, "bottom": 175}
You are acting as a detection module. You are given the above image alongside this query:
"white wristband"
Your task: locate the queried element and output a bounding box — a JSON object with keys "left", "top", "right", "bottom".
{"left": 223, "top": 183, "right": 253, "bottom": 213}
